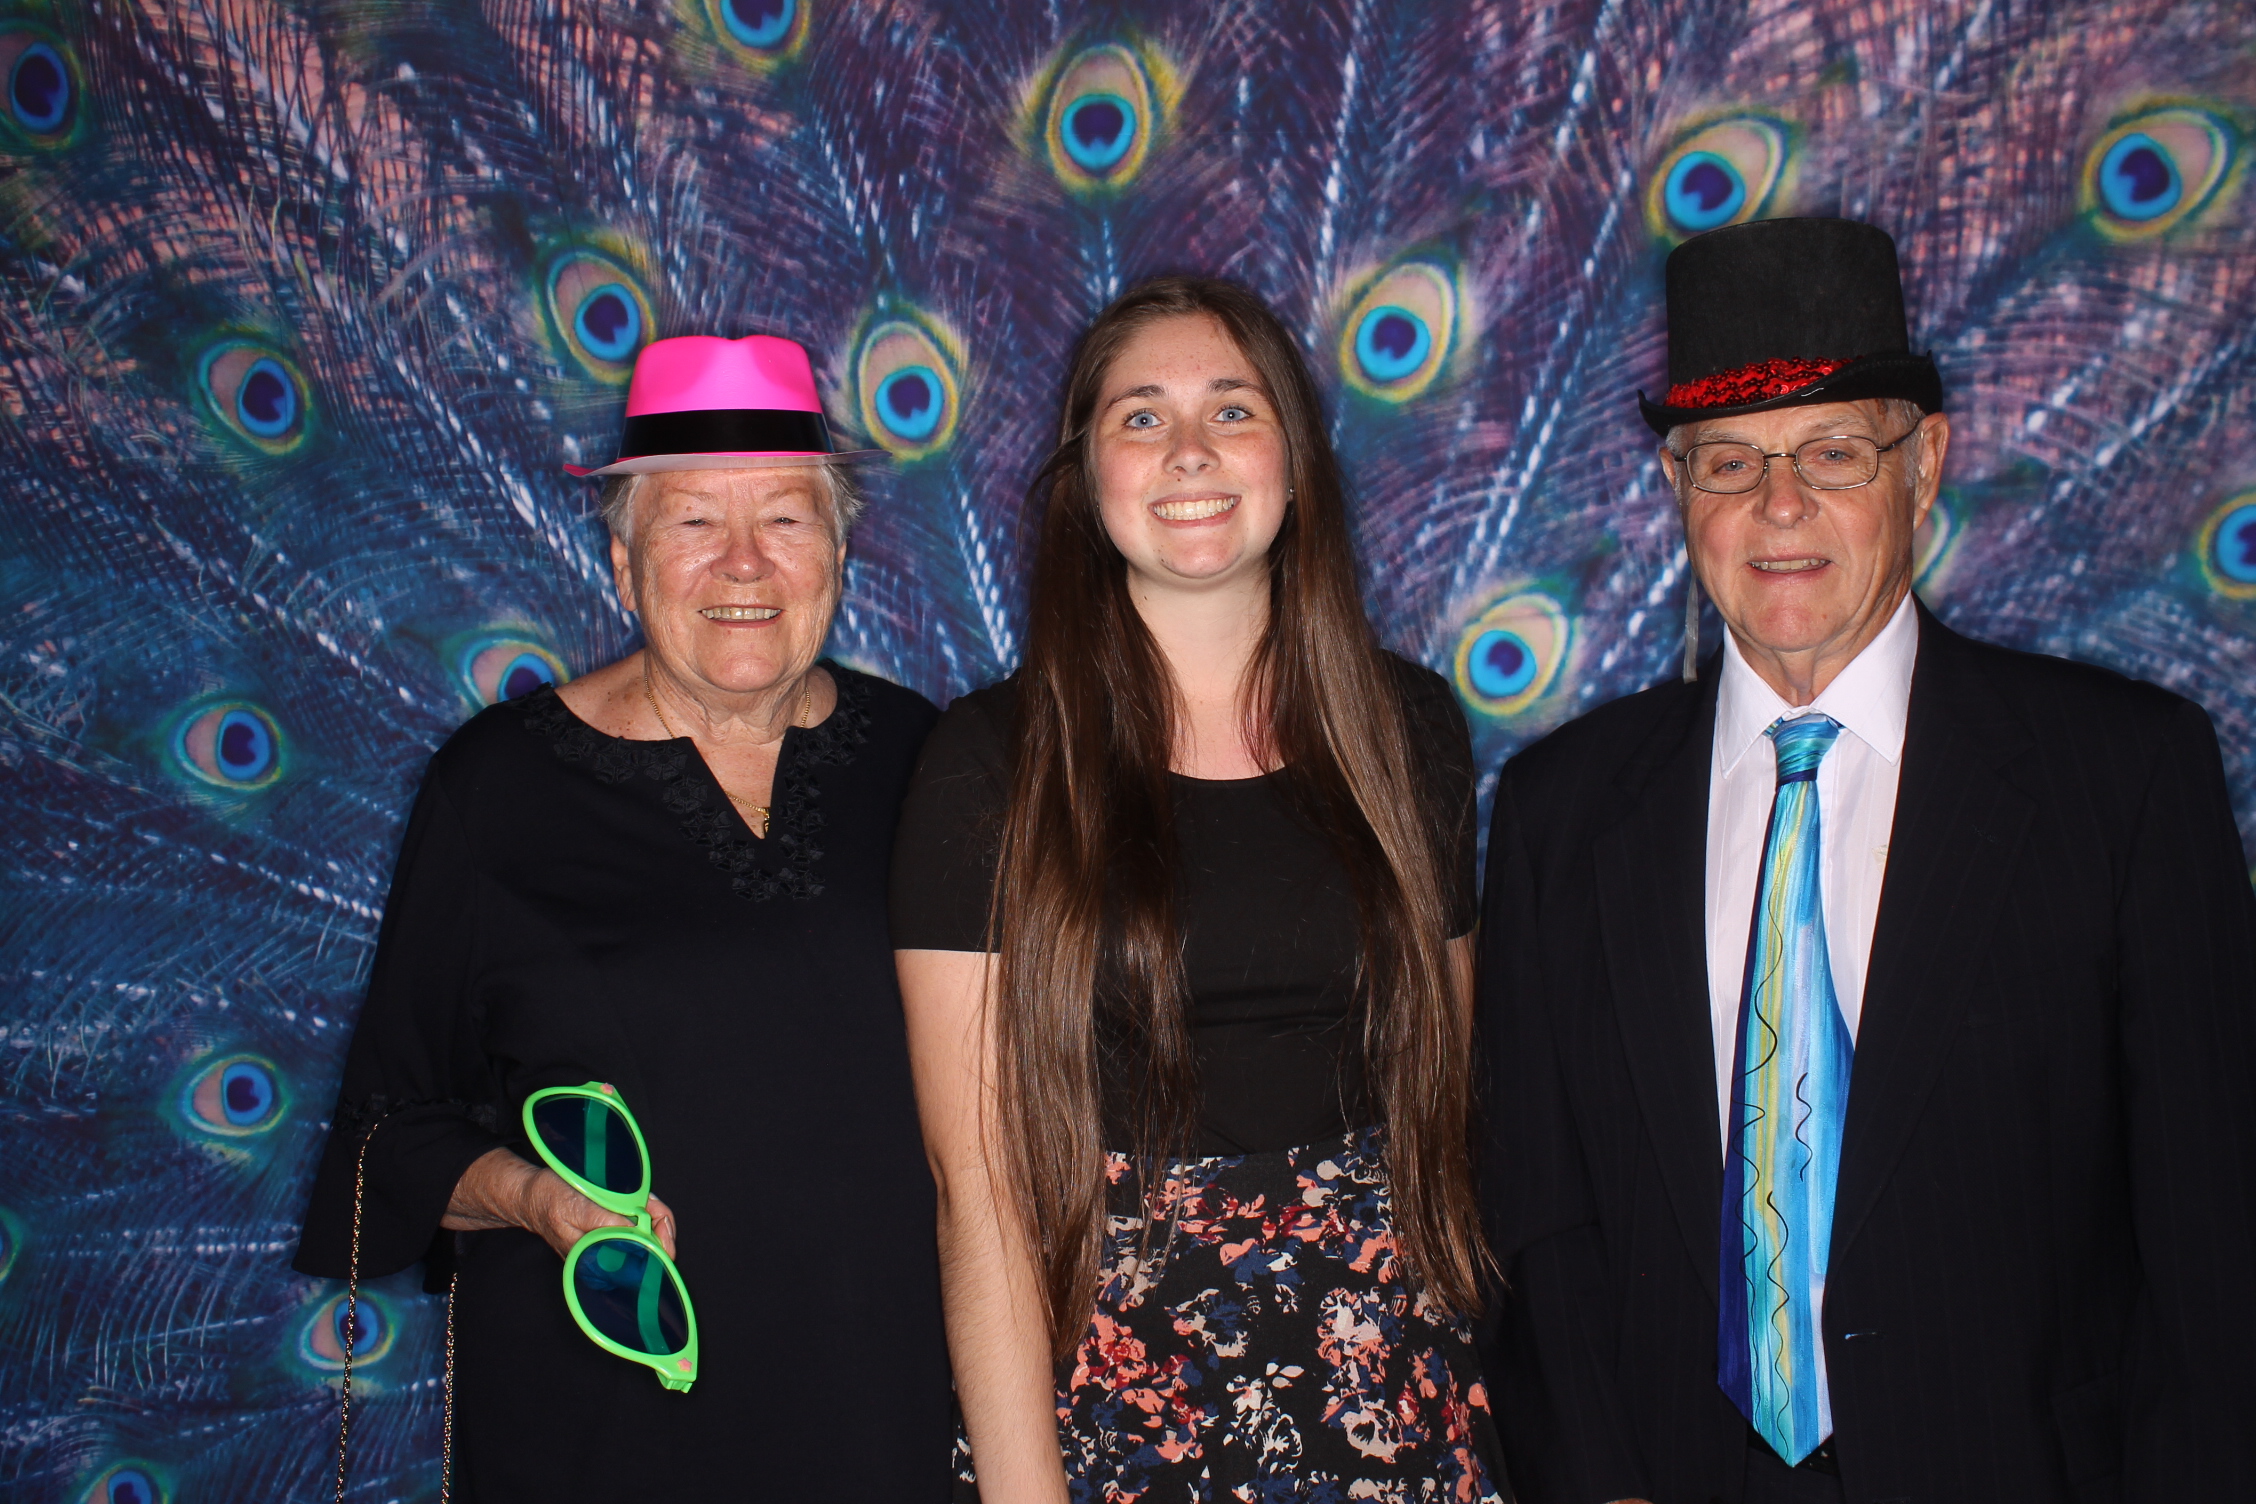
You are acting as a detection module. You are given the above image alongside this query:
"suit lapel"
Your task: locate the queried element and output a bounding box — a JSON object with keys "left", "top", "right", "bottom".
{"left": 1831, "top": 605, "right": 2036, "bottom": 1261}
{"left": 1594, "top": 673, "right": 1725, "bottom": 1302}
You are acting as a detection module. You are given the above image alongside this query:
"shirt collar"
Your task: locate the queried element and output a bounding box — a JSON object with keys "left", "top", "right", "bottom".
{"left": 1714, "top": 592, "right": 1919, "bottom": 777}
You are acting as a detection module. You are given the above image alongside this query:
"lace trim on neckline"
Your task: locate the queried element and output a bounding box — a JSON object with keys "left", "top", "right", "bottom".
{"left": 517, "top": 664, "right": 872, "bottom": 902}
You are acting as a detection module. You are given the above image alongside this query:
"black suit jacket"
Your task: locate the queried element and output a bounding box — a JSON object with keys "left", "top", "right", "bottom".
{"left": 1477, "top": 603, "right": 2256, "bottom": 1504}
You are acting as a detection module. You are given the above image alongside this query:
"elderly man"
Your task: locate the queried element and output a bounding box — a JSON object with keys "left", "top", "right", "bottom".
{"left": 1478, "top": 217, "right": 2256, "bottom": 1504}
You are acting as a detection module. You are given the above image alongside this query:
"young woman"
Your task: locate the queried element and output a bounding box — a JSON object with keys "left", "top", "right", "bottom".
{"left": 892, "top": 278, "right": 1502, "bottom": 1503}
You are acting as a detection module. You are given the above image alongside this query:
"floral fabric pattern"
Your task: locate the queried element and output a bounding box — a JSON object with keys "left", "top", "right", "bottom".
{"left": 957, "top": 1128, "right": 1506, "bottom": 1503}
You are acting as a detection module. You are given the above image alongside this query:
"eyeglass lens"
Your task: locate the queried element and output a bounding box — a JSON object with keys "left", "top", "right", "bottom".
{"left": 531, "top": 1096, "right": 645, "bottom": 1195}
{"left": 1688, "top": 435, "right": 1881, "bottom": 493}
{"left": 572, "top": 1235, "right": 691, "bottom": 1356}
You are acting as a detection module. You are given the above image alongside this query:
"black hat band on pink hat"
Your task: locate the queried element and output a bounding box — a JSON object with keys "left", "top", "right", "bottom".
{"left": 1638, "top": 217, "right": 1943, "bottom": 436}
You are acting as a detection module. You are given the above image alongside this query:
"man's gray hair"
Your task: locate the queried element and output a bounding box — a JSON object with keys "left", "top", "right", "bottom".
{"left": 597, "top": 463, "right": 866, "bottom": 543}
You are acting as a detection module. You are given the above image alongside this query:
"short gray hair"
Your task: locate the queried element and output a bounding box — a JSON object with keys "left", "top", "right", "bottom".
{"left": 597, "top": 464, "right": 866, "bottom": 543}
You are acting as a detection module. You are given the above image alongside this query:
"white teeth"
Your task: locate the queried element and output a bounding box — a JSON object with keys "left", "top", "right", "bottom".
{"left": 1751, "top": 558, "right": 1827, "bottom": 573}
{"left": 700, "top": 605, "right": 781, "bottom": 621}
{"left": 1152, "top": 496, "right": 1239, "bottom": 521}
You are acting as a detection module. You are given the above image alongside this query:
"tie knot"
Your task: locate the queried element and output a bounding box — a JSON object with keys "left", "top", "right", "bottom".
{"left": 1768, "top": 713, "right": 1841, "bottom": 784}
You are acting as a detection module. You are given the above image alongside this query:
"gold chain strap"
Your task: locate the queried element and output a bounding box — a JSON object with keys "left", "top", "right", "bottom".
{"left": 335, "top": 1117, "right": 455, "bottom": 1503}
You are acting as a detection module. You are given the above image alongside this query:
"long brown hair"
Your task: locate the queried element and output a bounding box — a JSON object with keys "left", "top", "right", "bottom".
{"left": 991, "top": 276, "right": 1486, "bottom": 1355}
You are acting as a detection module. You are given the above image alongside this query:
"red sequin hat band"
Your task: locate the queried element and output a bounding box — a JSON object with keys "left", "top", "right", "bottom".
{"left": 1663, "top": 356, "right": 1850, "bottom": 410}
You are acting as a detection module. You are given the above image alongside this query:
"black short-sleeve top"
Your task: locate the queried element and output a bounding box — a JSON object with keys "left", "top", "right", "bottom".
{"left": 889, "top": 653, "right": 1478, "bottom": 1157}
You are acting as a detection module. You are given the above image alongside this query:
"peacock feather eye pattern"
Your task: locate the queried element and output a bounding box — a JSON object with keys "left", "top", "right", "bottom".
{"left": 540, "top": 245, "right": 656, "bottom": 384}
{"left": 0, "top": 24, "right": 82, "bottom": 148}
{"left": 197, "top": 341, "right": 311, "bottom": 455}
{"left": 2197, "top": 491, "right": 2256, "bottom": 600}
{"left": 1646, "top": 116, "right": 1790, "bottom": 241}
{"left": 1454, "top": 590, "right": 1572, "bottom": 719}
{"left": 700, "top": 0, "right": 808, "bottom": 69}
{"left": 1338, "top": 259, "right": 1461, "bottom": 402}
{"left": 177, "top": 1053, "right": 287, "bottom": 1137}
{"left": 81, "top": 1465, "right": 166, "bottom": 1504}
{"left": 299, "top": 1289, "right": 396, "bottom": 1371}
{"left": 2082, "top": 106, "right": 2235, "bottom": 240}
{"left": 1913, "top": 489, "right": 1965, "bottom": 596}
{"left": 1037, "top": 43, "right": 1177, "bottom": 194}
{"left": 459, "top": 635, "right": 567, "bottom": 706}
{"left": 171, "top": 700, "right": 286, "bottom": 790}
{"left": 851, "top": 310, "right": 965, "bottom": 460}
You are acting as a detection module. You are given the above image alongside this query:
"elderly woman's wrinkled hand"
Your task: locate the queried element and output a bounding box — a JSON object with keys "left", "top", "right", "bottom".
{"left": 444, "top": 1146, "right": 679, "bottom": 1261}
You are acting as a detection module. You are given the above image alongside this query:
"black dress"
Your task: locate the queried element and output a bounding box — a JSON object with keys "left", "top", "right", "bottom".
{"left": 294, "top": 664, "right": 952, "bottom": 1503}
{"left": 890, "top": 654, "right": 1508, "bottom": 1503}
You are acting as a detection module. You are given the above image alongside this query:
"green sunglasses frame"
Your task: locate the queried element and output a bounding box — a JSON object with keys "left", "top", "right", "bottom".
{"left": 521, "top": 1081, "right": 700, "bottom": 1392}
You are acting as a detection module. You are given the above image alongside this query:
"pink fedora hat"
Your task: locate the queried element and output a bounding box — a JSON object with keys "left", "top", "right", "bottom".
{"left": 563, "top": 333, "right": 881, "bottom": 477}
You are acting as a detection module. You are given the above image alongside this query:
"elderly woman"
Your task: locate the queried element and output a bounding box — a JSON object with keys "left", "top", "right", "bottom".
{"left": 294, "top": 335, "right": 952, "bottom": 1500}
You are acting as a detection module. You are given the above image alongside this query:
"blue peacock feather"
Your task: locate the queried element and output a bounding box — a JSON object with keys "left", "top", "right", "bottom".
{"left": 4, "top": 1, "right": 2254, "bottom": 1498}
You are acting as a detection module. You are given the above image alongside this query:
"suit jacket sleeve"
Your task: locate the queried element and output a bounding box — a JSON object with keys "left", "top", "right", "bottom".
{"left": 2117, "top": 699, "right": 2256, "bottom": 1496}
{"left": 1482, "top": 767, "right": 1651, "bottom": 1504}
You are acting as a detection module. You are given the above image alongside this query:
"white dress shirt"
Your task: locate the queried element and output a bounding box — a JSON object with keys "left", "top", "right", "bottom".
{"left": 1704, "top": 594, "right": 1918, "bottom": 1140}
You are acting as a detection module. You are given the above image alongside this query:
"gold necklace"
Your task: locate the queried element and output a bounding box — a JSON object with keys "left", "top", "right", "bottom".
{"left": 640, "top": 663, "right": 815, "bottom": 839}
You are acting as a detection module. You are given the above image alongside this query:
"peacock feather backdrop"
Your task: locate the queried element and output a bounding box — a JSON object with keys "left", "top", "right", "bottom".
{"left": 3, "top": 0, "right": 2253, "bottom": 1497}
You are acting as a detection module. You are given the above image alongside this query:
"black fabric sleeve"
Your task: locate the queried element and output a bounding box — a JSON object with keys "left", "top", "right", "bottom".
{"left": 292, "top": 769, "right": 509, "bottom": 1289}
{"left": 2116, "top": 699, "right": 2256, "bottom": 1495}
{"left": 1479, "top": 762, "right": 1653, "bottom": 1504}
{"left": 1393, "top": 655, "right": 1481, "bottom": 938}
{"left": 889, "top": 685, "right": 1013, "bottom": 952}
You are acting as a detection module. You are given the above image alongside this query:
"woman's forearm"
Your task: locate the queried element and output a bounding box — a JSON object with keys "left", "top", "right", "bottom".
{"left": 936, "top": 1174, "right": 1071, "bottom": 1504}
{"left": 440, "top": 1146, "right": 542, "bottom": 1232}
{"left": 898, "top": 947, "right": 1069, "bottom": 1504}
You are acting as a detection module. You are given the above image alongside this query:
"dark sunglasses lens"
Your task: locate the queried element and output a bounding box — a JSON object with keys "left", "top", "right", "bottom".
{"left": 531, "top": 1095, "right": 645, "bottom": 1194}
{"left": 572, "top": 1237, "right": 691, "bottom": 1356}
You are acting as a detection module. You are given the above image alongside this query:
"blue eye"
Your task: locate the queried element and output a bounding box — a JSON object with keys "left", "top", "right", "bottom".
{"left": 2098, "top": 134, "right": 2179, "bottom": 221}
{"left": 718, "top": 0, "right": 794, "bottom": 47}
{"left": 1339, "top": 260, "right": 1459, "bottom": 401}
{"left": 2214, "top": 503, "right": 2256, "bottom": 584}
{"left": 874, "top": 365, "right": 944, "bottom": 441}
{"left": 9, "top": 40, "right": 68, "bottom": 134}
{"left": 1354, "top": 306, "right": 1433, "bottom": 385}
{"left": 575, "top": 284, "right": 642, "bottom": 362}
{"left": 93, "top": 1468, "right": 163, "bottom": 1504}
{"left": 1454, "top": 590, "right": 1571, "bottom": 718}
{"left": 543, "top": 248, "right": 654, "bottom": 382}
{"left": 1125, "top": 411, "right": 1160, "bottom": 428}
{"left": 178, "top": 1054, "right": 284, "bottom": 1137}
{"left": 1663, "top": 152, "right": 1746, "bottom": 232}
{"left": 173, "top": 701, "right": 284, "bottom": 788}
{"left": 459, "top": 636, "right": 566, "bottom": 706}
{"left": 300, "top": 1290, "right": 397, "bottom": 1370}
{"left": 1467, "top": 630, "right": 1537, "bottom": 700}
{"left": 1061, "top": 92, "right": 1135, "bottom": 172}
{"left": 198, "top": 343, "right": 311, "bottom": 453}
{"left": 1647, "top": 117, "right": 1788, "bottom": 240}
{"left": 1042, "top": 43, "right": 1166, "bottom": 191}
{"left": 1216, "top": 405, "right": 1249, "bottom": 421}
{"left": 852, "top": 313, "right": 962, "bottom": 458}
{"left": 2083, "top": 109, "right": 2231, "bottom": 240}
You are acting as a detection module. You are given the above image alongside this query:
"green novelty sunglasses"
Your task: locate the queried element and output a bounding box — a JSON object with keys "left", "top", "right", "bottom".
{"left": 522, "top": 1082, "right": 700, "bottom": 1392}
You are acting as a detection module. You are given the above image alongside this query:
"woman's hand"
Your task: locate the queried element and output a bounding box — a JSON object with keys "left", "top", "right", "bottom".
{"left": 442, "top": 1146, "right": 679, "bottom": 1261}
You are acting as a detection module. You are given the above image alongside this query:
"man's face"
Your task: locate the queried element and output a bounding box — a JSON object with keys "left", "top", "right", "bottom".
{"left": 1660, "top": 398, "right": 1950, "bottom": 681}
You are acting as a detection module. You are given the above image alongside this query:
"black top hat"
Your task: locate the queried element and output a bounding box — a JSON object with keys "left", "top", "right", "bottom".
{"left": 1638, "top": 217, "right": 1943, "bottom": 435}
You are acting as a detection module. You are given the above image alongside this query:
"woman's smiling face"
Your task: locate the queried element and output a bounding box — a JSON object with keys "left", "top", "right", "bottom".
{"left": 1088, "top": 313, "right": 1291, "bottom": 595}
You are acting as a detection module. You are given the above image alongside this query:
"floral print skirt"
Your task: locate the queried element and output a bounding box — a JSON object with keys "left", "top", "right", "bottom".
{"left": 956, "top": 1127, "right": 1508, "bottom": 1503}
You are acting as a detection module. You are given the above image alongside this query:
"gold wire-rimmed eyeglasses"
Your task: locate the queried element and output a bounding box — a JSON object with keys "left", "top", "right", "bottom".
{"left": 1675, "top": 424, "right": 1921, "bottom": 495}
